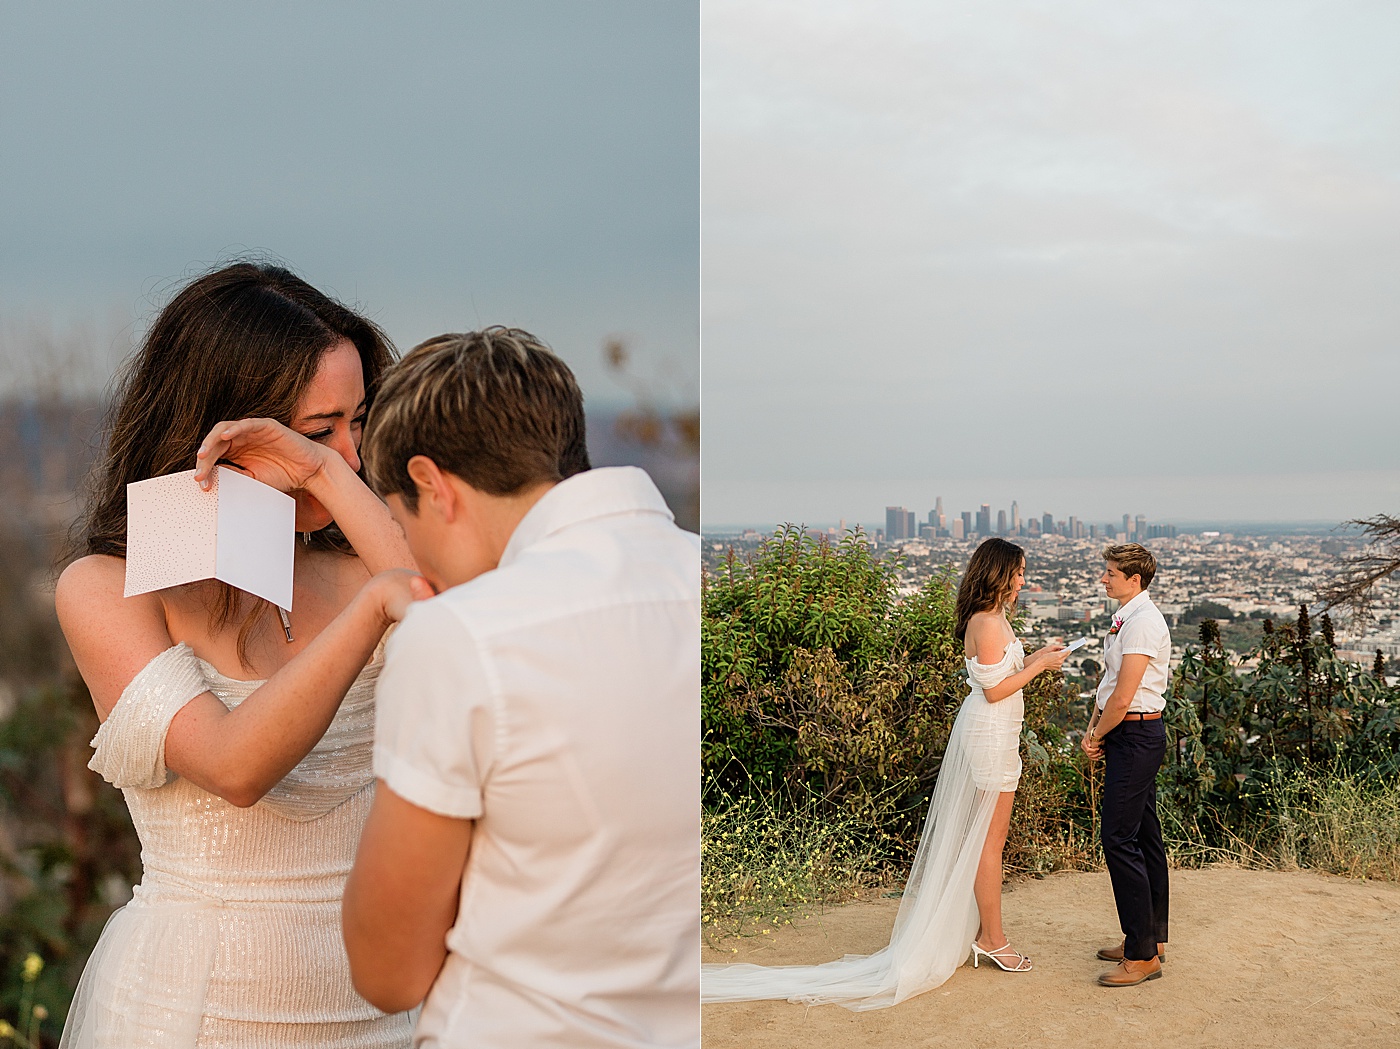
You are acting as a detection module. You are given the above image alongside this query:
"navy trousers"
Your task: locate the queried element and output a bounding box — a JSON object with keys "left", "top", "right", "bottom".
{"left": 1100, "top": 718, "right": 1169, "bottom": 961}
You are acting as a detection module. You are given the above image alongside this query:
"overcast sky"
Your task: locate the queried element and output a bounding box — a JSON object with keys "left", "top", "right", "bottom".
{"left": 701, "top": 0, "right": 1400, "bottom": 527}
{"left": 0, "top": 1, "right": 697, "bottom": 407}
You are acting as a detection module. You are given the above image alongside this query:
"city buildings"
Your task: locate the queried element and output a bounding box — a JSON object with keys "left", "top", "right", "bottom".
{"left": 873, "top": 498, "right": 1176, "bottom": 545}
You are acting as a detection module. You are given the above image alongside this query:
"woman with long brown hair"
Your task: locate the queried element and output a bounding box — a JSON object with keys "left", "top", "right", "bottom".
{"left": 703, "top": 537, "right": 1067, "bottom": 1009}
{"left": 953, "top": 536, "right": 1068, "bottom": 973}
{"left": 55, "top": 263, "right": 427, "bottom": 1048}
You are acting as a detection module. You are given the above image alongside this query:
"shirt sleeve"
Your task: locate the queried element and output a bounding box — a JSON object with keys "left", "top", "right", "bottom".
{"left": 373, "top": 599, "right": 496, "bottom": 820}
{"left": 1117, "top": 614, "right": 1167, "bottom": 658}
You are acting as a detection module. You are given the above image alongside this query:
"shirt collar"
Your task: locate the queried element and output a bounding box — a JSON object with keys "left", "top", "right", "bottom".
{"left": 499, "top": 466, "right": 674, "bottom": 569}
{"left": 1113, "top": 589, "right": 1153, "bottom": 624}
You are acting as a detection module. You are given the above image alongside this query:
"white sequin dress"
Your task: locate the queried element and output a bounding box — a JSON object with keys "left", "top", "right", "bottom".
{"left": 61, "top": 644, "right": 413, "bottom": 1049}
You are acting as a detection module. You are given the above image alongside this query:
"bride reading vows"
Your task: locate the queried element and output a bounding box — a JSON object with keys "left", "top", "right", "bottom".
{"left": 701, "top": 538, "right": 1068, "bottom": 1010}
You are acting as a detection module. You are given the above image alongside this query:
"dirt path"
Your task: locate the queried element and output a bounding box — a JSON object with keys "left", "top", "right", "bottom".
{"left": 702, "top": 868, "right": 1400, "bottom": 1049}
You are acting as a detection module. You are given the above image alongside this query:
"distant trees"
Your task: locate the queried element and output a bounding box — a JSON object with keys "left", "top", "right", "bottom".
{"left": 0, "top": 317, "right": 138, "bottom": 1038}
{"left": 1182, "top": 600, "right": 1235, "bottom": 625}
{"left": 600, "top": 337, "right": 698, "bottom": 533}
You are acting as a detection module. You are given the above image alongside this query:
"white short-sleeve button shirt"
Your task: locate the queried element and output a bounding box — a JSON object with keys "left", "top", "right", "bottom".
{"left": 1096, "top": 590, "right": 1172, "bottom": 714}
{"left": 373, "top": 467, "right": 700, "bottom": 1049}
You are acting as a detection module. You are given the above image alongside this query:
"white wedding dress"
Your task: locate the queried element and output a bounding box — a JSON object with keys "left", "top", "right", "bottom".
{"left": 701, "top": 639, "right": 1026, "bottom": 1011}
{"left": 61, "top": 643, "right": 413, "bottom": 1049}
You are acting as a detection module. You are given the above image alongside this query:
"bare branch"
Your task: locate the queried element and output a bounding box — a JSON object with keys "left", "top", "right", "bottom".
{"left": 1317, "top": 514, "right": 1400, "bottom": 620}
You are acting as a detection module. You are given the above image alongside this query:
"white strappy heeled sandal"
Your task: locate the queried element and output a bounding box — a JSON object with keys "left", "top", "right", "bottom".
{"left": 971, "top": 941, "right": 1033, "bottom": 972}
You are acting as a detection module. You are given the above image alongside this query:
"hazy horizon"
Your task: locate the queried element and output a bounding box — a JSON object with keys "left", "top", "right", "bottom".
{"left": 702, "top": 467, "right": 1399, "bottom": 530}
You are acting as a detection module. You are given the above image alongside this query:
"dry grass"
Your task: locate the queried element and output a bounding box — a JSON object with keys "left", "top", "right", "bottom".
{"left": 701, "top": 791, "right": 895, "bottom": 945}
{"left": 1272, "top": 770, "right": 1400, "bottom": 880}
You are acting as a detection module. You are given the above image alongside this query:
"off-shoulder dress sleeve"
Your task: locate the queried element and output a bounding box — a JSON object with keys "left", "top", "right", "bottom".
{"left": 88, "top": 643, "right": 212, "bottom": 790}
{"left": 966, "top": 644, "right": 1017, "bottom": 690}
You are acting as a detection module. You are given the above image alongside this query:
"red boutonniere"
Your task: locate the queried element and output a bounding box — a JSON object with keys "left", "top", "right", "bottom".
{"left": 1108, "top": 617, "right": 1123, "bottom": 636}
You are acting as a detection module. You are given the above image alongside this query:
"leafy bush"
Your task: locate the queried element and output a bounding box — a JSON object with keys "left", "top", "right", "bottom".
{"left": 0, "top": 681, "right": 139, "bottom": 1042}
{"left": 1163, "top": 611, "right": 1400, "bottom": 844}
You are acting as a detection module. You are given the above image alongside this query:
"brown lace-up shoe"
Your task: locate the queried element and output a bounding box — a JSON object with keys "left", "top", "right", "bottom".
{"left": 1097, "top": 957, "right": 1163, "bottom": 987}
{"left": 1096, "top": 940, "right": 1166, "bottom": 963}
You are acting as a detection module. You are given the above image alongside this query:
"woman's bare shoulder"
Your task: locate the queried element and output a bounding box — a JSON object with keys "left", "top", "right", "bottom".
{"left": 966, "top": 611, "right": 1010, "bottom": 663}
{"left": 57, "top": 555, "right": 178, "bottom": 718}
{"left": 57, "top": 554, "right": 132, "bottom": 605}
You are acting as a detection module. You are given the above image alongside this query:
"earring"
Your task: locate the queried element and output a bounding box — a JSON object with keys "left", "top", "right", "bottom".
{"left": 302, "top": 531, "right": 311, "bottom": 546}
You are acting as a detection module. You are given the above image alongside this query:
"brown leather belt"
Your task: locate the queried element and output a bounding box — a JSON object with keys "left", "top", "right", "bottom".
{"left": 1121, "top": 711, "right": 1163, "bottom": 721}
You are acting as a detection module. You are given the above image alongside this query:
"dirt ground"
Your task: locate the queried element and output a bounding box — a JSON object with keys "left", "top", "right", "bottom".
{"left": 702, "top": 868, "right": 1400, "bottom": 1049}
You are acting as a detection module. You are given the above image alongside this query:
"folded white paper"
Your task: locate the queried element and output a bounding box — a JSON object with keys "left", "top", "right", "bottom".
{"left": 124, "top": 467, "right": 295, "bottom": 610}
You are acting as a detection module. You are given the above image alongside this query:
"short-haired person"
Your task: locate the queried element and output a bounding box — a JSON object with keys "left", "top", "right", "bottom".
{"left": 1082, "top": 543, "right": 1172, "bottom": 987}
{"left": 341, "top": 328, "right": 700, "bottom": 1048}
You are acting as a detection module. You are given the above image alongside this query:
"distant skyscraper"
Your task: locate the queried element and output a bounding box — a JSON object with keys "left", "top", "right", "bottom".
{"left": 1011, "top": 500, "right": 1020, "bottom": 535}
{"left": 1069, "top": 515, "right": 1079, "bottom": 538}
{"left": 1043, "top": 512, "right": 1054, "bottom": 536}
{"left": 977, "top": 504, "right": 991, "bottom": 536}
{"left": 886, "top": 506, "right": 904, "bottom": 542}
{"left": 1123, "top": 513, "right": 1132, "bottom": 540}
{"left": 1136, "top": 514, "right": 1147, "bottom": 541}
{"left": 1028, "top": 517, "right": 1041, "bottom": 537}
{"left": 905, "top": 509, "right": 917, "bottom": 540}
{"left": 961, "top": 511, "right": 973, "bottom": 538}
{"left": 997, "top": 509, "right": 1007, "bottom": 535}
{"left": 951, "top": 517, "right": 965, "bottom": 540}
{"left": 935, "top": 496, "right": 945, "bottom": 530}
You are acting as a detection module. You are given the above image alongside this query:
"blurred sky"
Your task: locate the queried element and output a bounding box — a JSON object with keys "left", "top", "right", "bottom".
{"left": 702, "top": 0, "right": 1400, "bottom": 526}
{"left": 0, "top": 1, "right": 697, "bottom": 408}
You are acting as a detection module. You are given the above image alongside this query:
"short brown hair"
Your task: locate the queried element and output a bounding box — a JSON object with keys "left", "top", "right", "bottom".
{"left": 362, "top": 326, "right": 588, "bottom": 509}
{"left": 1102, "top": 543, "right": 1157, "bottom": 588}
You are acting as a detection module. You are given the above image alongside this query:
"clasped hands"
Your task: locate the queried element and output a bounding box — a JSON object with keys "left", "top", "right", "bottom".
{"left": 1080, "top": 723, "right": 1104, "bottom": 761}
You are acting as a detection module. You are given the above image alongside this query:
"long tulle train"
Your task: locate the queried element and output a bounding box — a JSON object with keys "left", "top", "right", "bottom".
{"left": 701, "top": 694, "right": 1011, "bottom": 1011}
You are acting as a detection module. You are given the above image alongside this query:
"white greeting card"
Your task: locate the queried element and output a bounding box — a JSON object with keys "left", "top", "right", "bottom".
{"left": 124, "top": 466, "right": 295, "bottom": 609}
